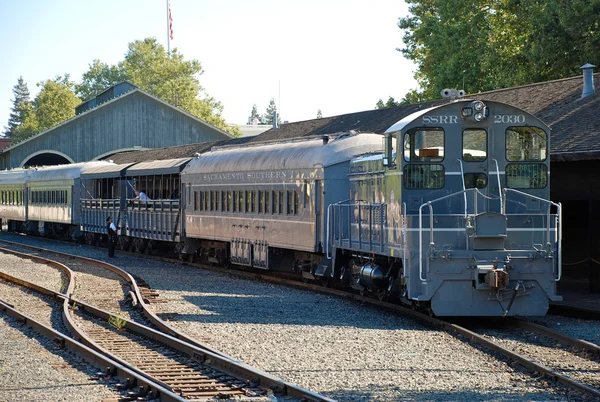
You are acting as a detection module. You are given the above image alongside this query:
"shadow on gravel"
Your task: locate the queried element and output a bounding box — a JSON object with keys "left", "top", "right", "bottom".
{"left": 156, "top": 293, "right": 436, "bottom": 330}
{"left": 0, "top": 314, "right": 97, "bottom": 376}
{"left": 323, "top": 383, "right": 572, "bottom": 402}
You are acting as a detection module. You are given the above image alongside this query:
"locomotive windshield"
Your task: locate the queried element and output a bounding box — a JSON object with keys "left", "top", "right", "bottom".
{"left": 505, "top": 127, "right": 547, "bottom": 161}
{"left": 462, "top": 129, "right": 487, "bottom": 161}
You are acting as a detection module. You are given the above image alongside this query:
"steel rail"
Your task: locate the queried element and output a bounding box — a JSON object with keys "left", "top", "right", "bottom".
{"left": 3, "top": 236, "right": 599, "bottom": 399}
{"left": 0, "top": 238, "right": 232, "bottom": 358}
{"left": 0, "top": 243, "right": 335, "bottom": 402}
{"left": 0, "top": 301, "right": 187, "bottom": 402}
{"left": 509, "top": 318, "right": 600, "bottom": 357}
{"left": 549, "top": 304, "right": 600, "bottom": 321}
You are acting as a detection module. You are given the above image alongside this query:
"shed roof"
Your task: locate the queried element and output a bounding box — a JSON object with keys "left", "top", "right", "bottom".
{"left": 253, "top": 73, "right": 600, "bottom": 161}
{"left": 81, "top": 162, "right": 133, "bottom": 179}
{"left": 125, "top": 158, "right": 192, "bottom": 176}
{"left": 106, "top": 136, "right": 255, "bottom": 164}
{"left": 1, "top": 85, "right": 232, "bottom": 155}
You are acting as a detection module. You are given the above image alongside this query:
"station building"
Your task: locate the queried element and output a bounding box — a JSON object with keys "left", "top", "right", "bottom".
{"left": 0, "top": 82, "right": 231, "bottom": 169}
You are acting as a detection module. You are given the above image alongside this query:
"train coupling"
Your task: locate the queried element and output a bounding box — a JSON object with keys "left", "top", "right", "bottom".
{"left": 476, "top": 262, "right": 509, "bottom": 290}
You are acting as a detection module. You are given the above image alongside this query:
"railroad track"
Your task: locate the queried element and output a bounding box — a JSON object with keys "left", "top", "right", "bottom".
{"left": 0, "top": 242, "right": 334, "bottom": 401}
{"left": 548, "top": 304, "right": 600, "bottom": 321}
{"left": 2, "top": 235, "right": 600, "bottom": 400}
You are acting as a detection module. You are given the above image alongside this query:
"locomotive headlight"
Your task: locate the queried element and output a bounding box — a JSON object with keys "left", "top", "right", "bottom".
{"left": 473, "top": 101, "right": 485, "bottom": 111}
{"left": 474, "top": 112, "right": 484, "bottom": 122}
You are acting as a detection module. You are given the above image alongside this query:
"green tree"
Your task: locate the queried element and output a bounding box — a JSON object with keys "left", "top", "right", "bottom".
{"left": 14, "top": 75, "right": 81, "bottom": 142}
{"left": 398, "top": 0, "right": 600, "bottom": 101}
{"left": 375, "top": 96, "right": 402, "bottom": 109}
{"left": 76, "top": 59, "right": 127, "bottom": 100}
{"left": 121, "top": 38, "right": 240, "bottom": 136}
{"left": 77, "top": 38, "right": 240, "bottom": 137}
{"left": 248, "top": 104, "right": 260, "bottom": 124}
{"left": 263, "top": 98, "right": 281, "bottom": 126}
{"left": 3, "top": 77, "right": 33, "bottom": 138}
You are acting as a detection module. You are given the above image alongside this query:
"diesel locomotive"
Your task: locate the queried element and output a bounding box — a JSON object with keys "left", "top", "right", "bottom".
{"left": 0, "top": 99, "right": 562, "bottom": 316}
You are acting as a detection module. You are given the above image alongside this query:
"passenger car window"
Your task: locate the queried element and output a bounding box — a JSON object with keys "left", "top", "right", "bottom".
{"left": 506, "top": 127, "right": 547, "bottom": 161}
{"left": 404, "top": 164, "right": 445, "bottom": 189}
{"left": 506, "top": 163, "right": 547, "bottom": 189}
{"left": 404, "top": 128, "right": 444, "bottom": 162}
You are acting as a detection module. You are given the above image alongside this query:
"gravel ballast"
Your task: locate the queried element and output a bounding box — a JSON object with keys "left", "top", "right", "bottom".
{"left": 0, "top": 314, "right": 117, "bottom": 402}
{"left": 0, "top": 234, "right": 595, "bottom": 401}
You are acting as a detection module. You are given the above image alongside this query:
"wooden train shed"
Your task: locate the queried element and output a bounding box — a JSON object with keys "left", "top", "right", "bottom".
{"left": 0, "top": 82, "right": 231, "bottom": 170}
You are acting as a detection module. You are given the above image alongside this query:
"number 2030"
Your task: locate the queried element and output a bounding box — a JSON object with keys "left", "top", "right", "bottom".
{"left": 494, "top": 114, "right": 525, "bottom": 124}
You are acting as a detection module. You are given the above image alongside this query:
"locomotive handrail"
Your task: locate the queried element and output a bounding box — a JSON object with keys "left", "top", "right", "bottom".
{"left": 326, "top": 199, "right": 351, "bottom": 259}
{"left": 492, "top": 159, "right": 503, "bottom": 213}
{"left": 417, "top": 188, "right": 481, "bottom": 282}
{"left": 402, "top": 202, "right": 408, "bottom": 280}
{"left": 503, "top": 188, "right": 562, "bottom": 281}
{"left": 456, "top": 159, "right": 467, "bottom": 217}
{"left": 418, "top": 201, "right": 434, "bottom": 282}
{"left": 327, "top": 200, "right": 386, "bottom": 259}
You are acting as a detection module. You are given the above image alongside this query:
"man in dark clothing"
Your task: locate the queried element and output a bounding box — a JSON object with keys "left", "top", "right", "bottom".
{"left": 107, "top": 217, "right": 117, "bottom": 257}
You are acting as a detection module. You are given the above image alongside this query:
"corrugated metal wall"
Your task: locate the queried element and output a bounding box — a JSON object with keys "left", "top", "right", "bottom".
{"left": 6, "top": 91, "right": 230, "bottom": 168}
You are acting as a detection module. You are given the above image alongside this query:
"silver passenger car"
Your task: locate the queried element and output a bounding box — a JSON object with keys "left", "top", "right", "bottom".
{"left": 180, "top": 133, "right": 383, "bottom": 270}
{"left": 27, "top": 162, "right": 111, "bottom": 235}
{"left": 0, "top": 168, "right": 30, "bottom": 230}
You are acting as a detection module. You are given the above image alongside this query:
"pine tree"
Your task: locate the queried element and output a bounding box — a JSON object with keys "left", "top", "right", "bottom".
{"left": 3, "top": 77, "right": 32, "bottom": 138}
{"left": 263, "top": 98, "right": 281, "bottom": 126}
{"left": 317, "top": 109, "right": 323, "bottom": 119}
{"left": 248, "top": 104, "right": 260, "bottom": 124}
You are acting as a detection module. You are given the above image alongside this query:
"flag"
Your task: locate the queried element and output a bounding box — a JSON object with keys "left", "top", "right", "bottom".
{"left": 168, "top": 0, "right": 174, "bottom": 40}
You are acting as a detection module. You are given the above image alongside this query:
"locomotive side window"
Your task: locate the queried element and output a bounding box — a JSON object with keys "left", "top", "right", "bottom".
{"left": 403, "top": 164, "right": 445, "bottom": 189}
{"left": 463, "top": 129, "right": 487, "bottom": 161}
{"left": 506, "top": 127, "right": 547, "bottom": 161}
{"left": 403, "top": 128, "right": 444, "bottom": 162}
{"left": 506, "top": 163, "right": 547, "bottom": 189}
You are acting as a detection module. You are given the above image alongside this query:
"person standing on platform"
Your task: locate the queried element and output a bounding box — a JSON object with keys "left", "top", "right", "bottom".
{"left": 107, "top": 217, "right": 117, "bottom": 258}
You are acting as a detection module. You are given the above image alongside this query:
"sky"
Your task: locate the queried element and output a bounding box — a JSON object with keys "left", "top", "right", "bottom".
{"left": 0, "top": 0, "right": 418, "bottom": 130}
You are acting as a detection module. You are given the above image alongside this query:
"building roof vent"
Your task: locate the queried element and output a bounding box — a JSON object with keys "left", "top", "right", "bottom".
{"left": 581, "top": 63, "right": 596, "bottom": 99}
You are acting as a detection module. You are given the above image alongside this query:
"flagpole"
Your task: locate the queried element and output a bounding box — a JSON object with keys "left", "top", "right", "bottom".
{"left": 166, "top": 0, "right": 171, "bottom": 53}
